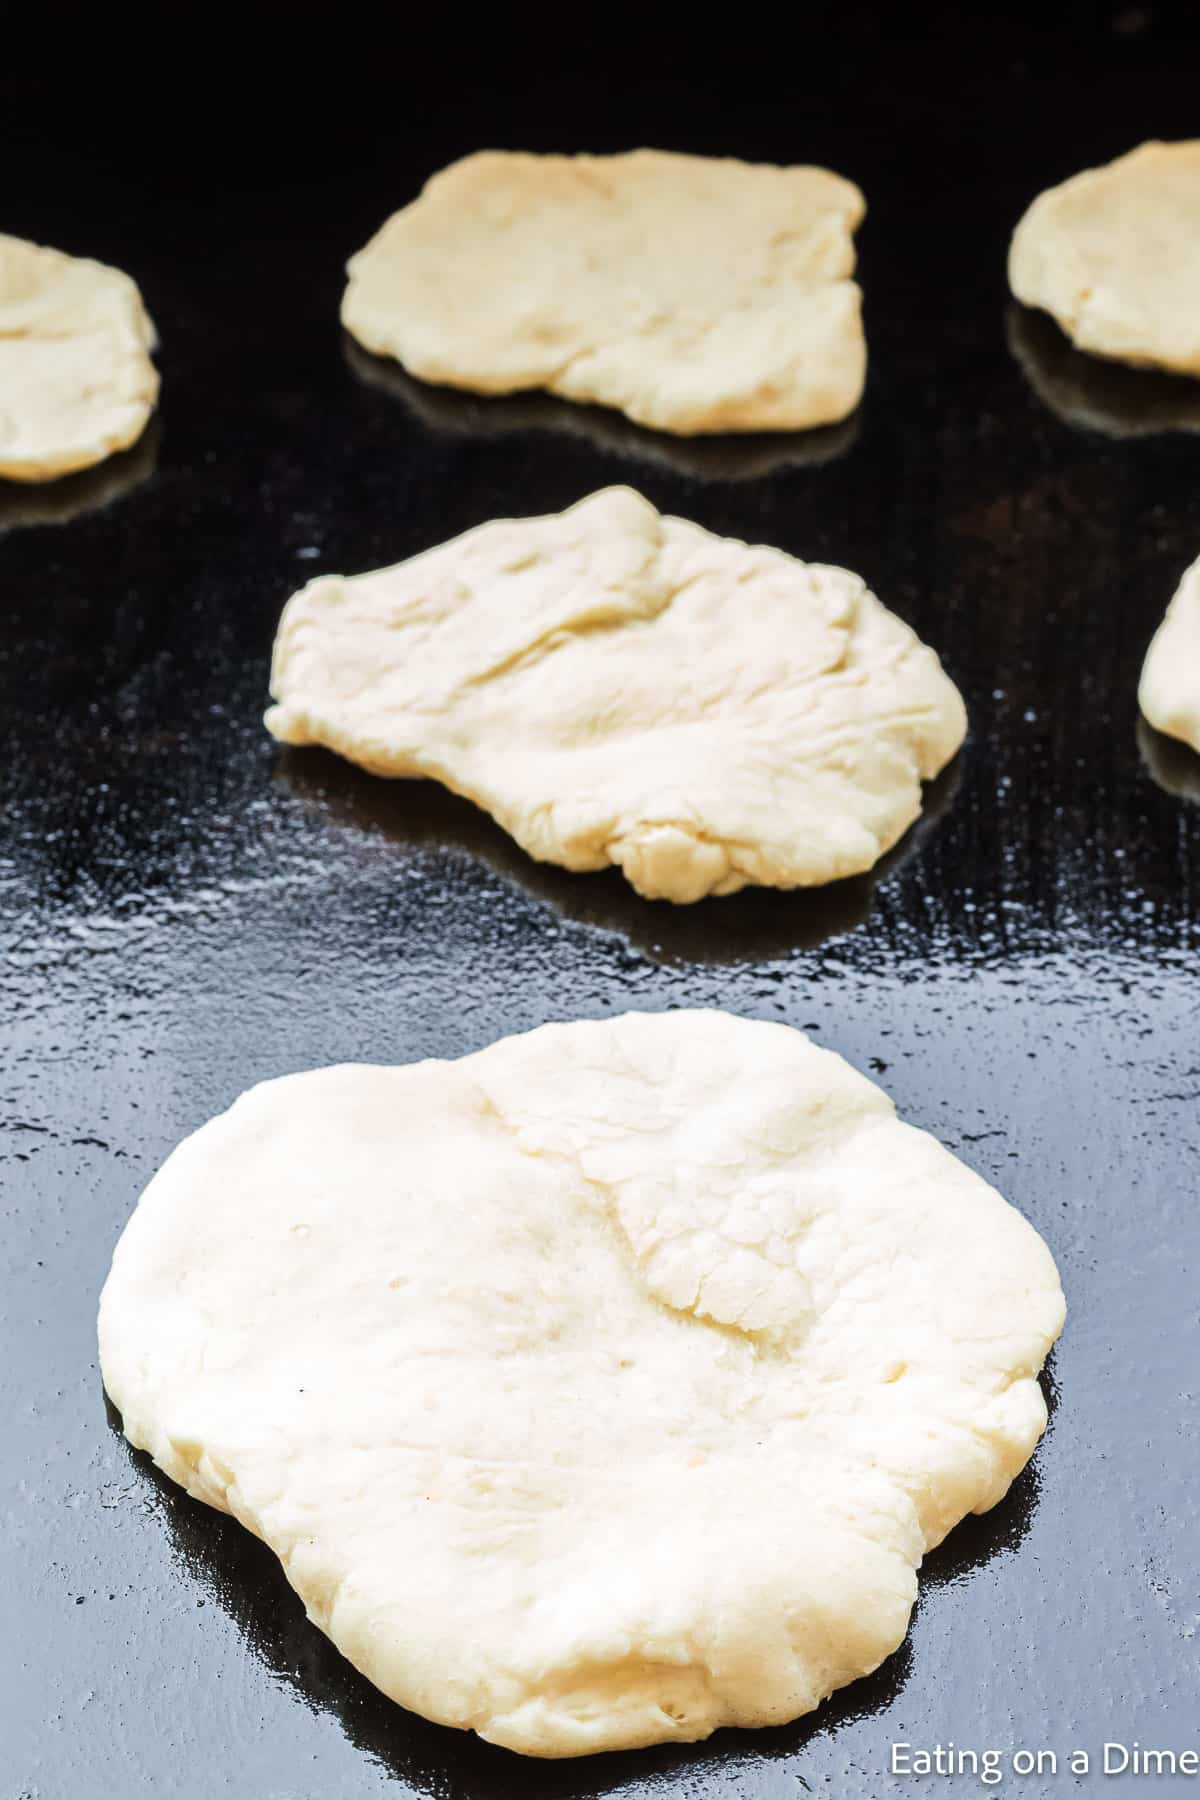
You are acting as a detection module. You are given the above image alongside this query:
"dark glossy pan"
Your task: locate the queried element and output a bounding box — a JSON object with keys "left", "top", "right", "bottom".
{"left": 3, "top": 14, "right": 1198, "bottom": 1795}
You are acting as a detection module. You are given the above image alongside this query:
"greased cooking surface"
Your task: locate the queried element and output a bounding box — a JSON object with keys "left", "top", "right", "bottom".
{"left": 2, "top": 17, "right": 1198, "bottom": 1799}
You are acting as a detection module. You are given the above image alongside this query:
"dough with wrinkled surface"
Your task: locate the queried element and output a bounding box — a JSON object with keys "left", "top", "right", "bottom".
{"left": 99, "top": 1009, "right": 1064, "bottom": 1759}
{"left": 1140, "top": 555, "right": 1200, "bottom": 753}
{"left": 1009, "top": 142, "right": 1200, "bottom": 376}
{"left": 0, "top": 234, "right": 159, "bottom": 481}
{"left": 265, "top": 487, "right": 965, "bottom": 902}
{"left": 342, "top": 149, "right": 866, "bottom": 434}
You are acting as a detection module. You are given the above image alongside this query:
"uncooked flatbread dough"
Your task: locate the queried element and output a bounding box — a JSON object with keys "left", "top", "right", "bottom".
{"left": 1009, "top": 142, "right": 1200, "bottom": 376}
{"left": 265, "top": 487, "right": 966, "bottom": 903}
{"left": 1140, "top": 555, "right": 1200, "bottom": 753}
{"left": 0, "top": 234, "right": 159, "bottom": 482}
{"left": 341, "top": 149, "right": 866, "bottom": 435}
{"left": 99, "top": 1009, "right": 1064, "bottom": 1759}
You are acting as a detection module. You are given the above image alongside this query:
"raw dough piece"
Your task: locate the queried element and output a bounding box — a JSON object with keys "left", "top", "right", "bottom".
{"left": 1140, "top": 555, "right": 1200, "bottom": 753}
{"left": 1009, "top": 142, "right": 1200, "bottom": 376}
{"left": 265, "top": 487, "right": 966, "bottom": 903}
{"left": 0, "top": 234, "right": 159, "bottom": 482}
{"left": 99, "top": 1009, "right": 1065, "bottom": 1759}
{"left": 341, "top": 149, "right": 866, "bottom": 434}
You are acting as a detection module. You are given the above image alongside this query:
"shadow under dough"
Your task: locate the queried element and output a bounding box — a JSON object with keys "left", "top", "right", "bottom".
{"left": 1138, "top": 716, "right": 1200, "bottom": 805}
{"left": 0, "top": 417, "right": 160, "bottom": 531}
{"left": 343, "top": 336, "right": 860, "bottom": 483}
{"left": 105, "top": 1348, "right": 1053, "bottom": 1798}
{"left": 1007, "top": 304, "right": 1200, "bottom": 439}
{"left": 274, "top": 746, "right": 964, "bottom": 967}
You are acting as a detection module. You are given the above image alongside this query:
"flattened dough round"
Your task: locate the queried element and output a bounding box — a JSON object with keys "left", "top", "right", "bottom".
{"left": 265, "top": 487, "right": 966, "bottom": 903}
{"left": 341, "top": 149, "right": 866, "bottom": 435}
{"left": 1140, "top": 554, "right": 1200, "bottom": 753}
{"left": 99, "top": 1010, "right": 1064, "bottom": 1759}
{"left": 0, "top": 234, "right": 159, "bottom": 482}
{"left": 1009, "top": 142, "right": 1200, "bottom": 376}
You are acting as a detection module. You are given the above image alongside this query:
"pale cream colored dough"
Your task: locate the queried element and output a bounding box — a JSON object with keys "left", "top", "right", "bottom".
{"left": 1140, "top": 555, "right": 1200, "bottom": 753}
{"left": 99, "top": 1009, "right": 1065, "bottom": 1759}
{"left": 341, "top": 149, "right": 866, "bottom": 434}
{"left": 0, "top": 234, "right": 159, "bottom": 482}
{"left": 1009, "top": 141, "right": 1200, "bottom": 376}
{"left": 265, "top": 487, "right": 966, "bottom": 903}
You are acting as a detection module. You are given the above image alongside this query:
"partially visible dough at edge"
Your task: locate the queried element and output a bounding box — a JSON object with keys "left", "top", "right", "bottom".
{"left": 0, "top": 234, "right": 159, "bottom": 482}
{"left": 1140, "top": 555, "right": 1200, "bottom": 753}
{"left": 1009, "top": 141, "right": 1200, "bottom": 376}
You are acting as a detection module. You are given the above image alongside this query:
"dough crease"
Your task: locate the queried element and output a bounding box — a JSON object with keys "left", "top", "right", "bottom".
{"left": 1140, "top": 554, "right": 1200, "bottom": 753}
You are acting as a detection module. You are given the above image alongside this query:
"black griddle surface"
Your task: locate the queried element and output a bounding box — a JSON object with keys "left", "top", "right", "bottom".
{"left": 3, "top": 11, "right": 1198, "bottom": 1796}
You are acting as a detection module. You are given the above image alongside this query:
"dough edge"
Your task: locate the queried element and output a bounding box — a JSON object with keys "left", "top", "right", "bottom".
{"left": 0, "top": 233, "right": 160, "bottom": 482}
{"left": 1139, "top": 555, "right": 1200, "bottom": 753}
